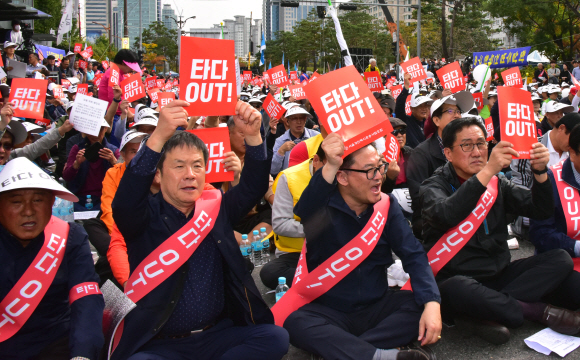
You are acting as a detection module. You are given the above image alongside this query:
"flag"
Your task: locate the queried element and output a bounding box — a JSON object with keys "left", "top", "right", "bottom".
{"left": 404, "top": 47, "right": 410, "bottom": 62}
{"left": 269, "top": 61, "right": 272, "bottom": 70}
{"left": 288, "top": 59, "right": 290, "bottom": 74}
{"left": 328, "top": 5, "right": 352, "bottom": 66}
{"left": 56, "top": 0, "right": 74, "bottom": 45}
{"left": 295, "top": 63, "right": 298, "bottom": 72}
{"left": 334, "top": 64, "right": 337, "bottom": 71}
{"left": 220, "top": 22, "right": 224, "bottom": 40}
{"left": 259, "top": 32, "right": 266, "bottom": 66}
{"left": 282, "top": 53, "right": 284, "bottom": 67}
{"left": 153, "top": 65, "right": 156, "bottom": 73}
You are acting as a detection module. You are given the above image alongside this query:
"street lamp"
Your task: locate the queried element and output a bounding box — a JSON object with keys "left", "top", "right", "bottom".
{"left": 166, "top": 15, "right": 196, "bottom": 71}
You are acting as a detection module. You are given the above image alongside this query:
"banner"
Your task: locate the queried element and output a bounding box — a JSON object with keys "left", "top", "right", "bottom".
{"left": 263, "top": 93, "right": 286, "bottom": 120}
{"left": 498, "top": 86, "right": 536, "bottom": 159}
{"left": 383, "top": 133, "right": 400, "bottom": 163}
{"left": 61, "top": 78, "right": 71, "bottom": 89}
{"left": 364, "top": 71, "right": 384, "bottom": 92}
{"left": 501, "top": 67, "right": 523, "bottom": 87}
{"left": 484, "top": 117, "right": 494, "bottom": 141}
{"left": 120, "top": 73, "right": 146, "bottom": 102}
{"left": 391, "top": 84, "right": 403, "bottom": 100}
{"left": 180, "top": 37, "right": 237, "bottom": 116}
{"left": 436, "top": 62, "right": 465, "bottom": 93}
{"left": 158, "top": 92, "right": 175, "bottom": 109}
{"left": 77, "top": 84, "right": 88, "bottom": 96}
{"left": 109, "top": 63, "right": 120, "bottom": 87}
{"left": 289, "top": 84, "right": 306, "bottom": 100}
{"left": 155, "top": 78, "right": 165, "bottom": 89}
{"left": 401, "top": 57, "right": 427, "bottom": 83}
{"left": 56, "top": 0, "right": 73, "bottom": 45}
{"left": 36, "top": 45, "right": 65, "bottom": 61}
{"left": 304, "top": 66, "right": 393, "bottom": 156}
{"left": 473, "top": 46, "right": 531, "bottom": 69}
{"left": 187, "top": 127, "right": 234, "bottom": 183}
{"left": 9, "top": 79, "right": 48, "bottom": 119}
{"left": 52, "top": 85, "right": 64, "bottom": 99}
{"left": 267, "top": 65, "right": 290, "bottom": 87}
{"left": 86, "top": 46, "right": 93, "bottom": 57}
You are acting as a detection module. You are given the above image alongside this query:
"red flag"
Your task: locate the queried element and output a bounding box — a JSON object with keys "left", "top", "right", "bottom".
{"left": 494, "top": 73, "right": 499, "bottom": 80}
{"left": 391, "top": 85, "right": 403, "bottom": 100}
{"left": 109, "top": 63, "right": 121, "bottom": 87}
{"left": 383, "top": 133, "right": 400, "bottom": 163}
{"left": 93, "top": 73, "right": 104, "bottom": 88}
{"left": 9, "top": 79, "right": 48, "bottom": 119}
{"left": 401, "top": 57, "right": 427, "bottom": 83}
{"left": 501, "top": 67, "right": 523, "bottom": 87}
{"left": 267, "top": 65, "right": 290, "bottom": 87}
{"left": 498, "top": 86, "right": 536, "bottom": 159}
{"left": 364, "top": 71, "right": 384, "bottom": 92}
{"left": 263, "top": 93, "right": 286, "bottom": 120}
{"left": 77, "top": 84, "right": 88, "bottom": 96}
{"left": 484, "top": 117, "right": 494, "bottom": 141}
{"left": 120, "top": 73, "right": 146, "bottom": 102}
{"left": 158, "top": 92, "right": 176, "bottom": 110}
{"left": 309, "top": 71, "right": 321, "bottom": 82}
{"left": 86, "top": 46, "right": 93, "bottom": 57}
{"left": 79, "top": 50, "right": 90, "bottom": 60}
{"left": 187, "top": 127, "right": 234, "bottom": 183}
{"left": 289, "top": 84, "right": 306, "bottom": 100}
{"left": 436, "top": 62, "right": 465, "bottom": 93}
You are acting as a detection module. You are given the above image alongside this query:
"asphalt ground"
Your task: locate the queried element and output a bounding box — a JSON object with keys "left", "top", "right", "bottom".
{"left": 251, "top": 238, "right": 580, "bottom": 360}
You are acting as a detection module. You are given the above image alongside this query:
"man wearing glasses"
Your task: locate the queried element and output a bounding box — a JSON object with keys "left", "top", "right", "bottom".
{"left": 419, "top": 118, "right": 580, "bottom": 344}
{"left": 394, "top": 73, "right": 434, "bottom": 148}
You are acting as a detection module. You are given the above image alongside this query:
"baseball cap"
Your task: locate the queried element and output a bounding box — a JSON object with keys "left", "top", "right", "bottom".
{"left": 380, "top": 97, "right": 395, "bottom": 112}
{"left": 3, "top": 41, "right": 17, "bottom": 48}
{"left": 120, "top": 130, "right": 147, "bottom": 151}
{"left": 410, "top": 94, "right": 434, "bottom": 108}
{"left": 5, "top": 119, "right": 27, "bottom": 145}
{"left": 430, "top": 91, "right": 474, "bottom": 116}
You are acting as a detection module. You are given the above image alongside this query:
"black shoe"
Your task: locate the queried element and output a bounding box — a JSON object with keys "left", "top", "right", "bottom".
{"left": 454, "top": 317, "right": 511, "bottom": 345}
{"left": 396, "top": 344, "right": 436, "bottom": 360}
{"left": 542, "top": 305, "right": 580, "bottom": 335}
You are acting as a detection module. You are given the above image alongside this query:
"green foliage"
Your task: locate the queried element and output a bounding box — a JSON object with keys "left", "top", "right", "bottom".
{"left": 135, "top": 21, "right": 178, "bottom": 71}
{"left": 90, "top": 35, "right": 117, "bottom": 62}
{"left": 33, "top": 0, "right": 62, "bottom": 35}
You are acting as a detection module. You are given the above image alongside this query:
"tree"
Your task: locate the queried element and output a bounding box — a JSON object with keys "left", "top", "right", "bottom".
{"left": 135, "top": 21, "right": 178, "bottom": 70}
{"left": 33, "top": 0, "right": 62, "bottom": 35}
{"left": 90, "top": 35, "right": 117, "bottom": 62}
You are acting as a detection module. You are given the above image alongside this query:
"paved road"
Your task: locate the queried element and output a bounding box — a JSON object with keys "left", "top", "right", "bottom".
{"left": 251, "top": 239, "right": 580, "bottom": 359}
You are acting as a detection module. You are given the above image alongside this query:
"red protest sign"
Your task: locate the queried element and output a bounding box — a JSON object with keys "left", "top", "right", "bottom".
{"left": 243, "top": 71, "right": 252, "bottom": 81}
{"left": 180, "top": 37, "right": 237, "bottom": 116}
{"left": 263, "top": 93, "right": 286, "bottom": 120}
{"left": 303, "top": 66, "right": 393, "bottom": 156}
{"left": 145, "top": 76, "right": 156, "bottom": 90}
{"left": 484, "top": 117, "right": 494, "bottom": 141}
{"left": 77, "top": 84, "right": 88, "bottom": 96}
{"left": 187, "top": 127, "right": 234, "bottom": 183}
{"left": 79, "top": 50, "right": 90, "bottom": 60}
{"left": 78, "top": 60, "right": 88, "bottom": 70}
{"left": 502, "top": 67, "right": 522, "bottom": 87}
{"left": 74, "top": 43, "right": 82, "bottom": 53}
{"left": 289, "top": 84, "right": 306, "bottom": 100}
{"left": 86, "top": 46, "right": 93, "bottom": 57}
{"left": 309, "top": 72, "right": 320, "bottom": 83}
{"left": 164, "top": 81, "right": 172, "bottom": 91}
{"left": 158, "top": 92, "right": 176, "bottom": 110}
{"left": 301, "top": 80, "right": 308, "bottom": 86}
{"left": 263, "top": 72, "right": 270, "bottom": 82}
{"left": 35, "top": 118, "right": 51, "bottom": 126}
{"left": 436, "top": 62, "right": 464, "bottom": 93}
{"left": 52, "top": 85, "right": 64, "bottom": 99}
{"left": 9, "top": 78, "right": 48, "bottom": 119}
{"left": 289, "top": 71, "right": 298, "bottom": 81}
{"left": 405, "top": 95, "right": 412, "bottom": 116}
{"left": 391, "top": 85, "right": 403, "bottom": 100}
{"left": 109, "top": 63, "right": 121, "bottom": 87}
{"left": 101, "top": 61, "right": 109, "bottom": 70}
{"left": 401, "top": 57, "right": 427, "bottom": 83}
{"left": 364, "top": 71, "right": 384, "bottom": 92}
{"left": 498, "top": 86, "right": 536, "bottom": 159}
{"left": 383, "top": 133, "right": 400, "bottom": 163}
{"left": 93, "top": 73, "right": 104, "bottom": 87}
{"left": 147, "top": 88, "right": 160, "bottom": 103}
{"left": 156, "top": 79, "right": 165, "bottom": 89}
{"left": 61, "top": 78, "right": 71, "bottom": 89}
{"left": 494, "top": 73, "right": 499, "bottom": 80}
{"left": 120, "top": 73, "right": 146, "bottom": 102}
{"left": 473, "top": 92, "right": 484, "bottom": 111}
{"left": 268, "top": 64, "right": 290, "bottom": 87}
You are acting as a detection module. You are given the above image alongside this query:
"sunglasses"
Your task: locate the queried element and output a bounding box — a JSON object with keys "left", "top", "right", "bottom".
{"left": 0, "top": 142, "right": 13, "bottom": 151}
{"left": 392, "top": 129, "right": 406, "bottom": 136}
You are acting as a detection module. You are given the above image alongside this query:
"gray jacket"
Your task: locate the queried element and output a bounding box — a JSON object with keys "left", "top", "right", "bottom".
{"left": 9, "top": 127, "right": 63, "bottom": 162}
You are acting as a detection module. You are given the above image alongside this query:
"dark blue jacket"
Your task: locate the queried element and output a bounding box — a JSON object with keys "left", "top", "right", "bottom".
{"left": 0, "top": 222, "right": 104, "bottom": 359}
{"left": 294, "top": 169, "right": 441, "bottom": 313}
{"left": 530, "top": 158, "right": 578, "bottom": 257}
{"left": 394, "top": 86, "right": 426, "bottom": 148}
{"left": 111, "top": 145, "right": 274, "bottom": 360}
{"left": 66, "top": 137, "right": 118, "bottom": 195}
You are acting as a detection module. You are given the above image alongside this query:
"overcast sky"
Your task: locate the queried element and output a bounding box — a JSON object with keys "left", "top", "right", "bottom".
{"left": 167, "top": 0, "right": 264, "bottom": 29}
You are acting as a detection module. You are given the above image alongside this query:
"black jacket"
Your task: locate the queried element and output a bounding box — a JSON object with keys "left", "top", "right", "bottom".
{"left": 419, "top": 162, "right": 553, "bottom": 281}
{"left": 381, "top": 145, "right": 412, "bottom": 194}
{"left": 394, "top": 87, "right": 426, "bottom": 148}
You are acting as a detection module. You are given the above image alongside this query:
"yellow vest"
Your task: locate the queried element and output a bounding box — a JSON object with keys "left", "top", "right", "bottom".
{"left": 272, "top": 158, "right": 313, "bottom": 253}
{"left": 303, "top": 133, "right": 323, "bottom": 160}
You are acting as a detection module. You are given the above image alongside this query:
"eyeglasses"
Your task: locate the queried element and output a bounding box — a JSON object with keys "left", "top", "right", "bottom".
{"left": 0, "top": 142, "right": 13, "bottom": 151}
{"left": 443, "top": 109, "right": 462, "bottom": 116}
{"left": 392, "top": 129, "right": 406, "bottom": 136}
{"left": 288, "top": 116, "right": 306, "bottom": 123}
{"left": 451, "top": 141, "right": 488, "bottom": 152}
{"left": 340, "top": 163, "right": 388, "bottom": 180}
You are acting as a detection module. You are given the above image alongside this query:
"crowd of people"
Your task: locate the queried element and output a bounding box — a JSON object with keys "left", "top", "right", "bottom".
{"left": 3, "top": 39, "right": 580, "bottom": 360}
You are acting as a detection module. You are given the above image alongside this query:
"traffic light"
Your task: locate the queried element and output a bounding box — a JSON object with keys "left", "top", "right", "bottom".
{"left": 281, "top": 0, "right": 300, "bottom": 7}
{"left": 317, "top": 6, "right": 326, "bottom": 19}
{"left": 338, "top": 4, "right": 358, "bottom": 10}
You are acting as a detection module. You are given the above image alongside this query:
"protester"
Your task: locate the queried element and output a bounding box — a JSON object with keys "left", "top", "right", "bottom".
{"left": 541, "top": 101, "right": 575, "bottom": 134}
{"left": 395, "top": 73, "right": 434, "bottom": 148}
{"left": 573, "top": 61, "right": 580, "bottom": 81}
{"left": 561, "top": 63, "right": 572, "bottom": 83}
{"left": 26, "top": 53, "right": 47, "bottom": 78}
{"left": 366, "top": 58, "right": 381, "bottom": 73}
{"left": 535, "top": 63, "right": 548, "bottom": 84}
{"left": 4, "top": 19, "right": 23, "bottom": 45}
{"left": 548, "top": 61, "right": 561, "bottom": 84}
{"left": 58, "top": 57, "right": 74, "bottom": 85}
{"left": 381, "top": 117, "right": 413, "bottom": 194}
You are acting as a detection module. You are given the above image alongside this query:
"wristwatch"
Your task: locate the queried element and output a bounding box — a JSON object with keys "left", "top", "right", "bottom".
{"left": 113, "top": 97, "right": 121, "bottom": 103}
{"left": 532, "top": 166, "right": 548, "bottom": 175}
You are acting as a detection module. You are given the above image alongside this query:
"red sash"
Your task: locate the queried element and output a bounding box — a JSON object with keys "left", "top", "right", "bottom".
{"left": 271, "top": 195, "right": 390, "bottom": 326}
{"left": 0, "top": 216, "right": 73, "bottom": 342}
{"left": 551, "top": 159, "right": 580, "bottom": 272}
{"left": 401, "top": 176, "right": 499, "bottom": 290}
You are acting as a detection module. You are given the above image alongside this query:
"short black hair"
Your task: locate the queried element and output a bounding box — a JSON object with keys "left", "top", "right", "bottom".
{"left": 29, "top": 53, "right": 39, "bottom": 60}
{"left": 340, "top": 142, "right": 377, "bottom": 169}
{"left": 156, "top": 131, "right": 209, "bottom": 172}
{"left": 114, "top": 49, "right": 139, "bottom": 65}
{"left": 555, "top": 112, "right": 580, "bottom": 134}
{"left": 315, "top": 142, "right": 326, "bottom": 163}
{"left": 569, "top": 124, "right": 580, "bottom": 154}
{"left": 442, "top": 117, "right": 487, "bottom": 148}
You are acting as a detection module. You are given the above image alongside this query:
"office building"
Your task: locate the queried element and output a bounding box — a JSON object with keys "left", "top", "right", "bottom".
{"left": 162, "top": 4, "right": 176, "bottom": 30}
{"left": 85, "top": 0, "right": 110, "bottom": 43}
{"left": 115, "top": 0, "right": 157, "bottom": 49}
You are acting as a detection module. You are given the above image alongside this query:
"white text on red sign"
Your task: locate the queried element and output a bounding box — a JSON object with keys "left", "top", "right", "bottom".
{"left": 320, "top": 82, "right": 376, "bottom": 132}
{"left": 185, "top": 59, "right": 232, "bottom": 103}
{"left": 506, "top": 103, "right": 533, "bottom": 136}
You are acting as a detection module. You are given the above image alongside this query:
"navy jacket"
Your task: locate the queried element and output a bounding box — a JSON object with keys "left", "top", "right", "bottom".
{"left": 294, "top": 169, "right": 440, "bottom": 313}
{"left": 394, "top": 86, "right": 426, "bottom": 148}
{"left": 111, "top": 145, "right": 274, "bottom": 360}
{"left": 0, "top": 222, "right": 104, "bottom": 359}
{"left": 530, "top": 158, "right": 578, "bottom": 257}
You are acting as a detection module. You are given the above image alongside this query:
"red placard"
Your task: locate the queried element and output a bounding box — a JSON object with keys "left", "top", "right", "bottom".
{"left": 391, "top": 85, "right": 403, "bottom": 100}
{"left": 9, "top": 79, "right": 48, "bottom": 119}
{"left": 243, "top": 71, "right": 252, "bottom": 81}
{"left": 74, "top": 43, "right": 82, "bottom": 53}
{"left": 405, "top": 95, "right": 412, "bottom": 116}
{"left": 164, "top": 81, "right": 172, "bottom": 91}
{"left": 267, "top": 64, "right": 290, "bottom": 87}
{"left": 86, "top": 46, "right": 93, "bottom": 57}
{"left": 61, "top": 78, "right": 71, "bottom": 89}
{"left": 145, "top": 76, "right": 156, "bottom": 90}
{"left": 187, "top": 127, "right": 234, "bottom": 183}
{"left": 383, "top": 133, "right": 400, "bottom": 163}
{"left": 109, "top": 63, "right": 121, "bottom": 87}
{"left": 494, "top": 73, "right": 499, "bottom": 80}
{"left": 498, "top": 86, "right": 536, "bottom": 159}
{"left": 289, "top": 84, "right": 306, "bottom": 100}
{"left": 79, "top": 50, "right": 90, "bottom": 60}
{"left": 364, "top": 71, "right": 384, "bottom": 91}
{"left": 484, "top": 117, "right": 494, "bottom": 141}
{"left": 101, "top": 61, "right": 109, "bottom": 70}
{"left": 147, "top": 88, "right": 160, "bottom": 103}
{"left": 303, "top": 66, "right": 393, "bottom": 156}
{"left": 78, "top": 60, "right": 88, "bottom": 70}
{"left": 473, "top": 92, "right": 484, "bottom": 111}
{"left": 77, "top": 84, "right": 88, "bottom": 96}
{"left": 120, "top": 73, "right": 146, "bottom": 102}
{"left": 501, "top": 67, "right": 522, "bottom": 87}
{"left": 158, "top": 92, "right": 176, "bottom": 109}
{"left": 301, "top": 80, "right": 308, "bottom": 86}
{"left": 401, "top": 57, "right": 427, "bottom": 83}
{"left": 263, "top": 93, "right": 286, "bottom": 120}
{"left": 436, "top": 62, "right": 464, "bottom": 93}
{"left": 289, "top": 71, "right": 298, "bottom": 81}
{"left": 180, "top": 37, "right": 237, "bottom": 116}
{"left": 93, "top": 73, "right": 104, "bottom": 87}
{"left": 263, "top": 72, "right": 270, "bottom": 82}
{"left": 35, "top": 118, "right": 51, "bottom": 126}
{"left": 309, "top": 72, "right": 320, "bottom": 83}
{"left": 156, "top": 79, "right": 165, "bottom": 89}
{"left": 52, "top": 85, "right": 64, "bottom": 99}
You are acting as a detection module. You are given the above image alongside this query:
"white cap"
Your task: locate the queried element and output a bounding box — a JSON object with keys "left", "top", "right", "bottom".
{"left": 67, "top": 77, "right": 80, "bottom": 85}
{"left": 120, "top": 130, "right": 147, "bottom": 151}
{"left": 248, "top": 97, "right": 263, "bottom": 104}
{"left": 5, "top": 120, "right": 27, "bottom": 145}
{"left": 0, "top": 157, "right": 78, "bottom": 202}
{"left": 562, "top": 88, "right": 571, "bottom": 98}
{"left": 488, "top": 90, "right": 497, "bottom": 97}
{"left": 430, "top": 91, "right": 474, "bottom": 116}
{"left": 135, "top": 105, "right": 158, "bottom": 123}
{"left": 285, "top": 106, "right": 313, "bottom": 119}
{"left": 547, "top": 86, "right": 561, "bottom": 94}
{"left": 136, "top": 115, "right": 158, "bottom": 127}
{"left": 3, "top": 41, "right": 17, "bottom": 48}
{"left": 282, "top": 101, "right": 300, "bottom": 110}
{"left": 20, "top": 121, "right": 44, "bottom": 134}
{"left": 562, "top": 82, "right": 570, "bottom": 88}
{"left": 68, "top": 86, "right": 77, "bottom": 94}
{"left": 410, "top": 94, "right": 434, "bottom": 108}
{"left": 65, "top": 101, "right": 74, "bottom": 111}
{"left": 545, "top": 100, "right": 574, "bottom": 114}
{"left": 531, "top": 93, "right": 542, "bottom": 102}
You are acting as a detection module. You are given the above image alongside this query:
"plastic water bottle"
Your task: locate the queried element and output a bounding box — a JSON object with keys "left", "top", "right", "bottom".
{"left": 85, "top": 195, "right": 93, "bottom": 210}
{"left": 240, "top": 234, "right": 252, "bottom": 262}
{"left": 275, "top": 277, "right": 289, "bottom": 302}
{"left": 260, "top": 227, "right": 270, "bottom": 264}
{"left": 251, "top": 230, "right": 263, "bottom": 267}
{"left": 52, "top": 197, "right": 74, "bottom": 222}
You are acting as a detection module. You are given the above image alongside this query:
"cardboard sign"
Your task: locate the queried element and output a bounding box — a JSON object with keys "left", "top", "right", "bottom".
{"left": 289, "top": 84, "right": 306, "bottom": 100}
{"left": 93, "top": 73, "right": 104, "bottom": 87}
{"left": 484, "top": 117, "right": 494, "bottom": 141}
{"left": 61, "top": 78, "right": 71, "bottom": 89}
{"left": 35, "top": 118, "right": 51, "bottom": 126}
{"left": 52, "top": 85, "right": 64, "bottom": 99}
{"left": 498, "top": 86, "right": 536, "bottom": 159}
{"left": 79, "top": 60, "right": 88, "bottom": 70}
{"left": 401, "top": 57, "right": 427, "bottom": 83}
{"left": 365, "top": 71, "right": 384, "bottom": 92}
{"left": 187, "top": 127, "right": 234, "bottom": 183}
{"left": 155, "top": 79, "right": 164, "bottom": 89}
{"left": 69, "top": 94, "right": 108, "bottom": 137}
{"left": 164, "top": 81, "right": 172, "bottom": 91}
{"left": 404, "top": 95, "right": 412, "bottom": 116}
{"left": 309, "top": 72, "right": 320, "bottom": 82}
{"left": 289, "top": 71, "right": 298, "bottom": 81}
{"left": 79, "top": 50, "right": 90, "bottom": 60}
{"left": 473, "top": 92, "right": 484, "bottom": 111}
{"left": 9, "top": 78, "right": 48, "bottom": 119}
{"left": 74, "top": 43, "right": 82, "bottom": 53}
{"left": 109, "top": 63, "right": 121, "bottom": 87}
{"left": 267, "top": 64, "right": 290, "bottom": 87}
{"left": 101, "top": 61, "right": 109, "bottom": 70}
{"left": 158, "top": 92, "right": 176, "bottom": 110}
{"left": 494, "top": 73, "right": 499, "bottom": 80}
{"left": 501, "top": 67, "right": 522, "bottom": 87}
{"left": 263, "top": 93, "right": 286, "bottom": 120}
{"left": 303, "top": 66, "right": 393, "bottom": 156}
{"left": 391, "top": 85, "right": 403, "bottom": 100}
{"left": 180, "top": 37, "right": 238, "bottom": 116}
{"left": 147, "top": 88, "right": 160, "bottom": 103}
{"left": 86, "top": 46, "right": 93, "bottom": 57}
{"left": 301, "top": 80, "right": 308, "bottom": 86}
{"left": 145, "top": 76, "right": 156, "bottom": 90}
{"left": 383, "top": 133, "right": 400, "bottom": 163}
{"left": 436, "top": 62, "right": 464, "bottom": 93}
{"left": 77, "top": 84, "right": 88, "bottom": 96}
{"left": 120, "top": 73, "right": 146, "bottom": 102}
{"left": 243, "top": 71, "right": 252, "bottom": 81}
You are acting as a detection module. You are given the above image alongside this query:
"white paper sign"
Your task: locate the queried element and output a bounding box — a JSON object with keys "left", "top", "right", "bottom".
{"left": 69, "top": 94, "right": 108, "bottom": 136}
{"left": 0, "top": 67, "right": 6, "bottom": 80}
{"left": 34, "top": 72, "right": 44, "bottom": 79}
{"left": 7, "top": 60, "right": 26, "bottom": 79}
{"left": 235, "top": 58, "right": 241, "bottom": 94}
{"left": 74, "top": 210, "right": 100, "bottom": 220}
{"left": 525, "top": 328, "right": 580, "bottom": 357}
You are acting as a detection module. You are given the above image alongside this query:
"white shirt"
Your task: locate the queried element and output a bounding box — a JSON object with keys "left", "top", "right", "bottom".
{"left": 546, "top": 130, "right": 568, "bottom": 167}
